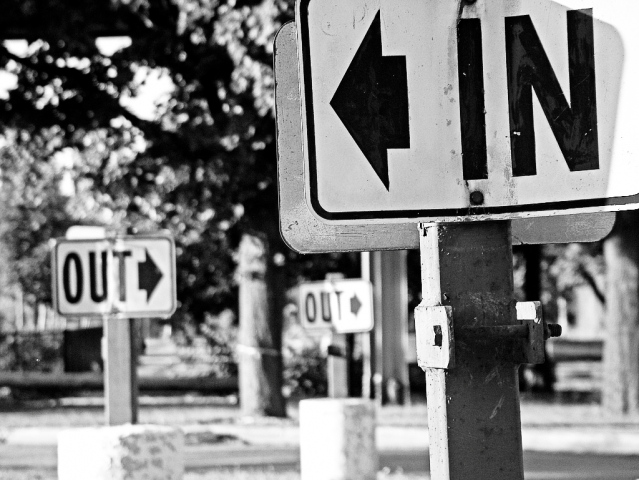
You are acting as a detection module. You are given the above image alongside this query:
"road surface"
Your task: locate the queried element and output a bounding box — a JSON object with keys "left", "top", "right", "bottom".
{"left": 1, "top": 444, "right": 638, "bottom": 479}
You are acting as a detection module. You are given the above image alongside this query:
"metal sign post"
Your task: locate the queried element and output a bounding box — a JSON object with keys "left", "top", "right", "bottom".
{"left": 414, "top": 222, "right": 557, "bottom": 479}
{"left": 417, "top": 222, "right": 523, "bottom": 479}
{"left": 103, "top": 315, "right": 138, "bottom": 425}
{"left": 53, "top": 233, "right": 176, "bottom": 425}
{"left": 326, "top": 333, "right": 348, "bottom": 399}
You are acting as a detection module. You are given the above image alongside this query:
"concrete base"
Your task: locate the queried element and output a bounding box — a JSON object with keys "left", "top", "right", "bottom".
{"left": 58, "top": 424, "right": 184, "bottom": 480}
{"left": 300, "top": 398, "right": 377, "bottom": 480}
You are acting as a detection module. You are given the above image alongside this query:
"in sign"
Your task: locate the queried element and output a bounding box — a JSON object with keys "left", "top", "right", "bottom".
{"left": 297, "top": 0, "right": 638, "bottom": 223}
{"left": 274, "top": 21, "right": 617, "bottom": 254}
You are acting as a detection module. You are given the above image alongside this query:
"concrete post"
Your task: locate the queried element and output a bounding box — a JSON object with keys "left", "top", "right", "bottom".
{"left": 300, "top": 398, "right": 377, "bottom": 480}
{"left": 58, "top": 424, "right": 184, "bottom": 480}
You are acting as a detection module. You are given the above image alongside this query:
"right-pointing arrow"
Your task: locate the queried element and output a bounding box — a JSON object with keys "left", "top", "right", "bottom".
{"left": 330, "top": 11, "right": 410, "bottom": 191}
{"left": 350, "top": 294, "right": 362, "bottom": 316}
{"left": 138, "top": 249, "right": 163, "bottom": 301}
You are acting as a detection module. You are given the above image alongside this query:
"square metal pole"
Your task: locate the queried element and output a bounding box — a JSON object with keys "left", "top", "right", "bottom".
{"left": 104, "top": 316, "right": 138, "bottom": 425}
{"left": 327, "top": 332, "right": 349, "bottom": 398}
{"left": 419, "top": 221, "right": 524, "bottom": 480}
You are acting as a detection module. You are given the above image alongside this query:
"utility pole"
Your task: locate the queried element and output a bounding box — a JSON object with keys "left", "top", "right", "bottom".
{"left": 362, "top": 251, "right": 410, "bottom": 404}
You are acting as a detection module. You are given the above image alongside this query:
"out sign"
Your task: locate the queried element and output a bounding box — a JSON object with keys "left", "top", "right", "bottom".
{"left": 52, "top": 236, "right": 177, "bottom": 318}
{"left": 298, "top": 279, "right": 373, "bottom": 333}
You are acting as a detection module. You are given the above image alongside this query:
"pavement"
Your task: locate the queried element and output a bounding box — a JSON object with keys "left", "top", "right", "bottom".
{"left": 1, "top": 397, "right": 639, "bottom": 458}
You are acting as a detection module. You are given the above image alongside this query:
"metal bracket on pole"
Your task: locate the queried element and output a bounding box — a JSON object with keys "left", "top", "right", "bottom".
{"left": 415, "top": 300, "right": 561, "bottom": 370}
{"left": 516, "top": 301, "right": 546, "bottom": 364}
{"left": 414, "top": 304, "right": 455, "bottom": 370}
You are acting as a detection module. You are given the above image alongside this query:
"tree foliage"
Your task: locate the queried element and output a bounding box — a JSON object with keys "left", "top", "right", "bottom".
{"left": 0, "top": 0, "right": 312, "bottom": 324}
{"left": 0, "top": 133, "right": 78, "bottom": 303}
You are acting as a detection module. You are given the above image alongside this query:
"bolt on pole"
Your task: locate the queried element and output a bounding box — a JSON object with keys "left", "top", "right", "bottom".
{"left": 417, "top": 221, "right": 524, "bottom": 480}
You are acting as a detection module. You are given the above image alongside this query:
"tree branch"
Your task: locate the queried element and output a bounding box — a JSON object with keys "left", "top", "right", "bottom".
{"left": 577, "top": 264, "right": 606, "bottom": 306}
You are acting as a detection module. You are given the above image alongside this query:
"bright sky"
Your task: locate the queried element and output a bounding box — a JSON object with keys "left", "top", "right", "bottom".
{"left": 0, "top": 37, "right": 174, "bottom": 121}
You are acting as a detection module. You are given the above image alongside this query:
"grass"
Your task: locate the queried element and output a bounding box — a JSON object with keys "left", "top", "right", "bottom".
{"left": 0, "top": 401, "right": 243, "bottom": 429}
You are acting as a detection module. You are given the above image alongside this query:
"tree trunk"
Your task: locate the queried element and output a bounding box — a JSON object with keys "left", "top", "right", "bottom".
{"left": 237, "top": 232, "right": 286, "bottom": 417}
{"left": 603, "top": 211, "right": 639, "bottom": 414}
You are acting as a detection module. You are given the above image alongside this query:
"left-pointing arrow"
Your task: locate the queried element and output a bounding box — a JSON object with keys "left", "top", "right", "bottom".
{"left": 330, "top": 11, "right": 410, "bottom": 191}
{"left": 138, "top": 249, "right": 163, "bottom": 301}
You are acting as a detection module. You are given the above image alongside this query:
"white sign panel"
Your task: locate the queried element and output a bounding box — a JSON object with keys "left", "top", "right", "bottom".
{"left": 298, "top": 279, "right": 374, "bottom": 333}
{"left": 52, "top": 235, "right": 177, "bottom": 318}
{"left": 274, "top": 21, "right": 616, "bottom": 253}
{"left": 297, "top": 0, "right": 639, "bottom": 223}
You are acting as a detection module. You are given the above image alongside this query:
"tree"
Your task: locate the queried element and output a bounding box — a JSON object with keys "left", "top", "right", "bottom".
{"left": 603, "top": 211, "right": 639, "bottom": 414}
{"left": 0, "top": 0, "right": 297, "bottom": 415}
{"left": 0, "top": 134, "right": 76, "bottom": 304}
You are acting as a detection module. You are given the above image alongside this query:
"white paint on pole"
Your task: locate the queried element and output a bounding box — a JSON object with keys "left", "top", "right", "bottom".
{"left": 298, "top": 278, "right": 373, "bottom": 333}
{"left": 299, "top": 398, "right": 377, "bottom": 480}
{"left": 57, "top": 425, "right": 184, "bottom": 480}
{"left": 52, "top": 235, "right": 177, "bottom": 318}
{"left": 295, "top": 0, "right": 639, "bottom": 223}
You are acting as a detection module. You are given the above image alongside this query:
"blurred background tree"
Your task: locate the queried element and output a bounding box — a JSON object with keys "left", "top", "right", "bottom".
{"left": 602, "top": 211, "right": 639, "bottom": 415}
{"left": 0, "top": 0, "right": 295, "bottom": 320}
{"left": 0, "top": 0, "right": 362, "bottom": 415}
{"left": 0, "top": 0, "right": 308, "bottom": 416}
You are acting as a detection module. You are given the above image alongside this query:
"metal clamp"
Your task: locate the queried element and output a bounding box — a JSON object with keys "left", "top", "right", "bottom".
{"left": 414, "top": 304, "right": 455, "bottom": 370}
{"left": 414, "top": 301, "right": 561, "bottom": 370}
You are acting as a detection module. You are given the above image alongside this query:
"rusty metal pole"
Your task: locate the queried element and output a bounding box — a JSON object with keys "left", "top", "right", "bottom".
{"left": 418, "top": 221, "right": 524, "bottom": 480}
